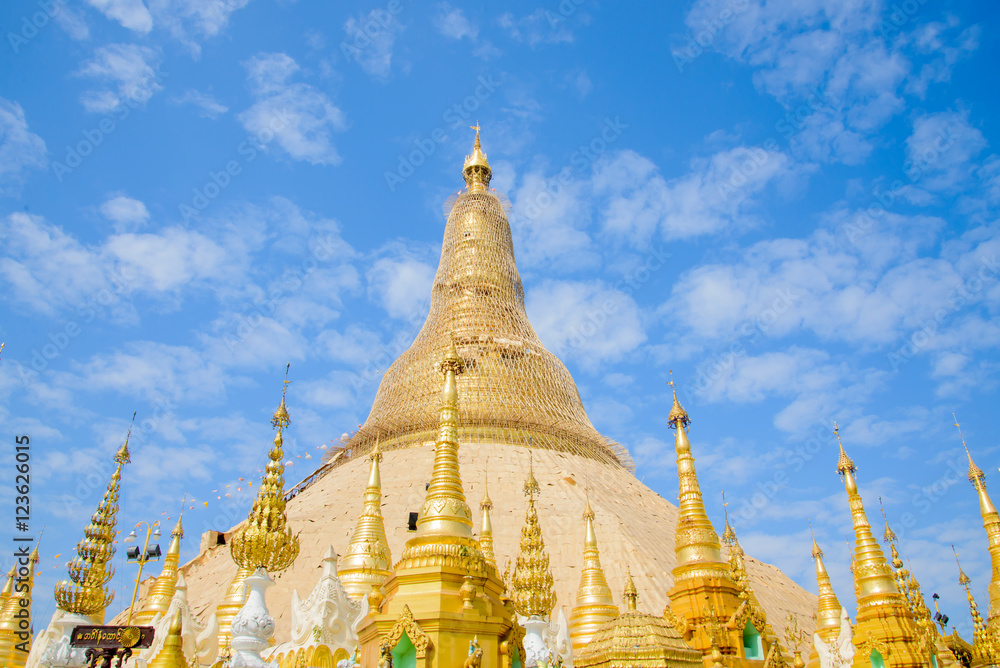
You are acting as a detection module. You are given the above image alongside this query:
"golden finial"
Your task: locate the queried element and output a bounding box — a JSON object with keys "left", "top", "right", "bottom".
{"left": 54, "top": 415, "right": 134, "bottom": 617}
{"left": 569, "top": 490, "right": 617, "bottom": 652}
{"left": 667, "top": 371, "right": 690, "bottom": 428}
{"left": 479, "top": 467, "right": 496, "bottom": 569}
{"left": 148, "top": 609, "right": 186, "bottom": 668}
{"left": 955, "top": 414, "right": 986, "bottom": 485}
{"left": 511, "top": 465, "right": 556, "bottom": 617}
{"left": 879, "top": 498, "right": 898, "bottom": 544}
{"left": 583, "top": 490, "right": 594, "bottom": 521}
{"left": 810, "top": 523, "right": 823, "bottom": 559}
{"left": 524, "top": 458, "right": 540, "bottom": 498}
{"left": 462, "top": 122, "right": 491, "bottom": 192}
{"left": 721, "top": 491, "right": 737, "bottom": 546}
{"left": 954, "top": 546, "right": 971, "bottom": 588}
{"left": 229, "top": 372, "right": 300, "bottom": 572}
{"left": 623, "top": 568, "right": 638, "bottom": 611}
{"left": 834, "top": 422, "right": 855, "bottom": 474}
{"left": 340, "top": 432, "right": 391, "bottom": 598}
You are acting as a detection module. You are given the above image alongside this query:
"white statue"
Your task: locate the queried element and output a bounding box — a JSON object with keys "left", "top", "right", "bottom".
{"left": 26, "top": 609, "right": 90, "bottom": 668}
{"left": 814, "top": 608, "right": 856, "bottom": 668}
{"left": 136, "top": 574, "right": 219, "bottom": 667}
{"left": 230, "top": 568, "right": 278, "bottom": 668}
{"left": 263, "top": 547, "right": 363, "bottom": 667}
{"left": 518, "top": 614, "right": 553, "bottom": 668}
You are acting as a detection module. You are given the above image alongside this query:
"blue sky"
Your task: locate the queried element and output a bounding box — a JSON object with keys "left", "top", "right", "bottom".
{"left": 1, "top": 0, "right": 999, "bottom": 638}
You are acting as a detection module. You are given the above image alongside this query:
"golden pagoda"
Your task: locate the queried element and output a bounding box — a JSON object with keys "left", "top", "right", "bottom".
{"left": 834, "top": 425, "right": 928, "bottom": 668}
{"left": 577, "top": 569, "right": 702, "bottom": 668}
{"left": 55, "top": 428, "right": 132, "bottom": 621}
{"left": 479, "top": 476, "right": 497, "bottom": 570}
{"left": 664, "top": 380, "right": 749, "bottom": 665}
{"left": 956, "top": 551, "right": 995, "bottom": 664}
{"left": 568, "top": 494, "right": 618, "bottom": 655}
{"left": 510, "top": 462, "right": 556, "bottom": 619}
{"left": 339, "top": 439, "right": 392, "bottom": 600}
{"left": 956, "top": 416, "right": 1000, "bottom": 654}
{"left": 0, "top": 543, "right": 39, "bottom": 668}
{"left": 134, "top": 514, "right": 184, "bottom": 625}
{"left": 149, "top": 609, "right": 187, "bottom": 668}
{"left": 160, "top": 126, "right": 817, "bottom": 653}
{"left": 216, "top": 372, "right": 300, "bottom": 659}
{"left": 807, "top": 535, "right": 847, "bottom": 668}
{"left": 357, "top": 339, "right": 522, "bottom": 668}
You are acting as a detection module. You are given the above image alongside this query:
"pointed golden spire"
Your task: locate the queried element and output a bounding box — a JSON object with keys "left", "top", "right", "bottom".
{"left": 229, "top": 367, "right": 300, "bottom": 572}
{"left": 479, "top": 470, "right": 497, "bottom": 569}
{"left": 667, "top": 374, "right": 728, "bottom": 577}
{"left": 623, "top": 568, "right": 638, "bottom": 612}
{"left": 149, "top": 609, "right": 187, "bottom": 668}
{"left": 340, "top": 436, "right": 393, "bottom": 600}
{"left": 955, "top": 548, "right": 989, "bottom": 656}
{"left": 416, "top": 339, "right": 474, "bottom": 538}
{"left": 511, "top": 463, "right": 556, "bottom": 618}
{"left": 955, "top": 415, "right": 1000, "bottom": 645}
{"left": 0, "top": 543, "right": 40, "bottom": 668}
{"left": 463, "top": 122, "right": 492, "bottom": 193}
{"left": 810, "top": 531, "right": 843, "bottom": 645}
{"left": 569, "top": 492, "right": 618, "bottom": 653}
{"left": 55, "top": 415, "right": 133, "bottom": 619}
{"left": 834, "top": 424, "right": 908, "bottom": 614}
{"left": 135, "top": 511, "right": 184, "bottom": 624}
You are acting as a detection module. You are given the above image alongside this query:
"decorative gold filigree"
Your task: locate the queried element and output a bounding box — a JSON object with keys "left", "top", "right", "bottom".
{"left": 382, "top": 605, "right": 431, "bottom": 659}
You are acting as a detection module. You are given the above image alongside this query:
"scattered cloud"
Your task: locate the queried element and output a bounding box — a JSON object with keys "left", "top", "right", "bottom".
{"left": 497, "top": 10, "right": 573, "bottom": 47}
{"left": 85, "top": 0, "right": 152, "bottom": 33}
{"left": 147, "top": 0, "right": 251, "bottom": 56}
{"left": 0, "top": 98, "right": 47, "bottom": 197}
{"left": 77, "top": 43, "right": 162, "bottom": 113}
{"left": 435, "top": 4, "right": 477, "bottom": 41}
{"left": 365, "top": 244, "right": 436, "bottom": 322}
{"left": 100, "top": 194, "right": 150, "bottom": 231}
{"left": 171, "top": 89, "right": 228, "bottom": 118}
{"left": 343, "top": 9, "right": 404, "bottom": 81}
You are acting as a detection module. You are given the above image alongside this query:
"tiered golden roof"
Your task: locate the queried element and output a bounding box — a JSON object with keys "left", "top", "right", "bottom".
{"left": 229, "top": 373, "right": 300, "bottom": 572}
{"left": 0, "top": 543, "right": 39, "bottom": 668}
{"left": 134, "top": 514, "right": 184, "bottom": 625}
{"left": 54, "top": 429, "right": 131, "bottom": 618}
{"left": 334, "top": 123, "right": 632, "bottom": 475}
{"left": 569, "top": 495, "right": 618, "bottom": 654}
{"left": 339, "top": 439, "right": 392, "bottom": 600}
{"left": 576, "top": 570, "right": 702, "bottom": 668}
{"left": 511, "top": 462, "right": 556, "bottom": 618}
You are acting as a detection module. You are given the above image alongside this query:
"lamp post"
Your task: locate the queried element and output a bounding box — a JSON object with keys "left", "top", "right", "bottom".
{"left": 124, "top": 520, "right": 161, "bottom": 624}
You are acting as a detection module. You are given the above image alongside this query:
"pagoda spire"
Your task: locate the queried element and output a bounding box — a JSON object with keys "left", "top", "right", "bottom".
{"left": 667, "top": 377, "right": 727, "bottom": 575}
{"left": 218, "top": 369, "right": 300, "bottom": 657}
{"left": 415, "top": 340, "right": 474, "bottom": 538}
{"left": 148, "top": 609, "right": 186, "bottom": 668}
{"left": 955, "top": 415, "right": 1000, "bottom": 629}
{"left": 835, "top": 423, "right": 925, "bottom": 668}
{"left": 810, "top": 533, "right": 844, "bottom": 646}
{"left": 55, "top": 418, "right": 133, "bottom": 621}
{"left": 339, "top": 437, "right": 393, "bottom": 600}
{"left": 479, "top": 473, "right": 496, "bottom": 569}
{"left": 511, "top": 460, "right": 556, "bottom": 618}
{"left": 956, "top": 549, "right": 994, "bottom": 662}
{"left": 569, "top": 493, "right": 618, "bottom": 654}
{"left": 134, "top": 512, "right": 184, "bottom": 624}
{"left": 463, "top": 122, "right": 492, "bottom": 193}
{"left": 0, "top": 543, "right": 39, "bottom": 668}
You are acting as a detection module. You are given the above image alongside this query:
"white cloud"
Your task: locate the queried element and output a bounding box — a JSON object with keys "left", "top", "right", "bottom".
{"left": 171, "top": 89, "right": 228, "bottom": 118}
{"left": 238, "top": 53, "right": 347, "bottom": 165}
{"left": 366, "top": 251, "right": 435, "bottom": 322}
{"left": 78, "top": 44, "right": 161, "bottom": 113}
{"left": 525, "top": 279, "right": 646, "bottom": 369}
{"left": 435, "top": 5, "right": 477, "bottom": 40}
{"left": 0, "top": 98, "right": 47, "bottom": 197}
{"left": 147, "top": 0, "right": 250, "bottom": 56}
{"left": 85, "top": 0, "right": 152, "bottom": 32}
{"left": 497, "top": 10, "right": 573, "bottom": 47}
{"left": 905, "top": 110, "right": 987, "bottom": 195}
{"left": 343, "top": 9, "right": 404, "bottom": 81}
{"left": 100, "top": 194, "right": 149, "bottom": 231}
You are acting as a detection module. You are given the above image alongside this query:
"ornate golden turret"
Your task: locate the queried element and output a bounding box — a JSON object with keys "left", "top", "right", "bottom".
{"left": 55, "top": 425, "right": 132, "bottom": 620}
{"left": 881, "top": 511, "right": 940, "bottom": 661}
{"left": 339, "top": 439, "right": 392, "bottom": 600}
{"left": 956, "top": 415, "right": 1000, "bottom": 634}
{"left": 149, "top": 609, "right": 186, "bottom": 668}
{"left": 511, "top": 462, "right": 556, "bottom": 618}
{"left": 218, "top": 371, "right": 300, "bottom": 657}
{"left": 810, "top": 534, "right": 844, "bottom": 646}
{"left": 134, "top": 514, "right": 184, "bottom": 624}
{"left": 835, "top": 424, "right": 926, "bottom": 668}
{"left": 569, "top": 494, "right": 618, "bottom": 654}
{"left": 479, "top": 475, "right": 497, "bottom": 570}
{"left": 341, "top": 127, "right": 630, "bottom": 474}
{"left": 721, "top": 504, "right": 770, "bottom": 635}
{"left": 956, "top": 550, "right": 994, "bottom": 662}
{"left": 0, "top": 543, "right": 39, "bottom": 668}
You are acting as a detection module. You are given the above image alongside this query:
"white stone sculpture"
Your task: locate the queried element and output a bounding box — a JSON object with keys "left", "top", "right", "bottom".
{"left": 230, "top": 568, "right": 277, "bottom": 668}
{"left": 814, "top": 608, "right": 856, "bottom": 668}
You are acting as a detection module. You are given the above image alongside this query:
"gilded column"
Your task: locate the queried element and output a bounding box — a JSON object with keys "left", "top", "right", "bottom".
{"left": 568, "top": 495, "right": 618, "bottom": 655}
{"left": 339, "top": 440, "right": 392, "bottom": 600}
{"left": 134, "top": 514, "right": 184, "bottom": 625}
{"left": 0, "top": 544, "right": 39, "bottom": 668}
{"left": 835, "top": 425, "right": 925, "bottom": 668}
{"left": 811, "top": 536, "right": 844, "bottom": 647}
